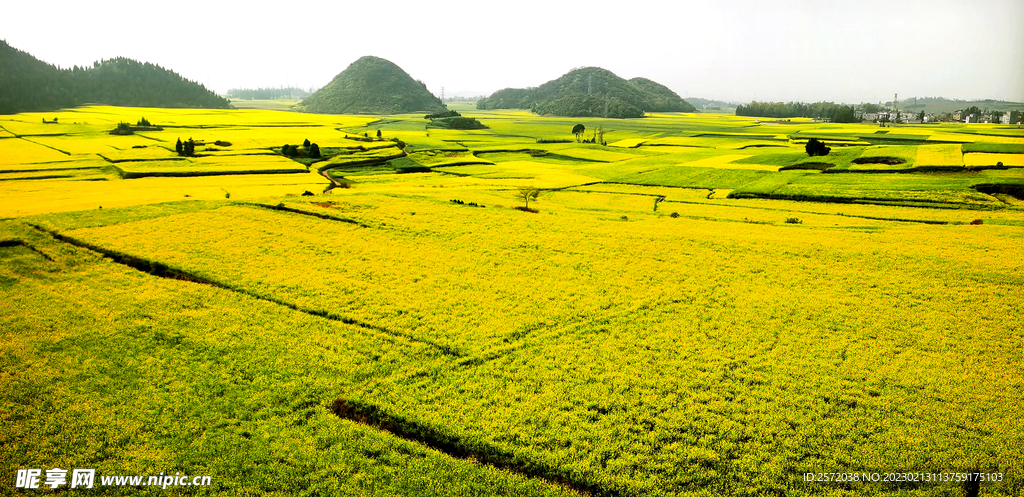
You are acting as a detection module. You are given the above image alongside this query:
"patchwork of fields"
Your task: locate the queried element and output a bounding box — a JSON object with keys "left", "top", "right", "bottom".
{"left": 2, "top": 105, "right": 1023, "bottom": 496}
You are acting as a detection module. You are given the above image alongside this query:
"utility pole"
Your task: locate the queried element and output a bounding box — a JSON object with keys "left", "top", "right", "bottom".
{"left": 893, "top": 93, "right": 898, "bottom": 124}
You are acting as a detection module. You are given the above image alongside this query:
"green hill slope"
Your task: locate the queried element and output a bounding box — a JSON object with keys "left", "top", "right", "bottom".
{"left": 299, "top": 56, "right": 446, "bottom": 115}
{"left": 0, "top": 40, "right": 229, "bottom": 114}
{"left": 0, "top": 40, "right": 75, "bottom": 114}
{"left": 476, "top": 67, "right": 696, "bottom": 118}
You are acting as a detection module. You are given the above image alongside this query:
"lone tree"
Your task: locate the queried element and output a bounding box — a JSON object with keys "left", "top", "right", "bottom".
{"left": 376, "top": 129, "right": 382, "bottom": 139}
{"left": 572, "top": 123, "right": 585, "bottom": 142}
{"left": 175, "top": 138, "right": 183, "bottom": 155}
{"left": 805, "top": 138, "right": 831, "bottom": 157}
{"left": 516, "top": 186, "right": 540, "bottom": 210}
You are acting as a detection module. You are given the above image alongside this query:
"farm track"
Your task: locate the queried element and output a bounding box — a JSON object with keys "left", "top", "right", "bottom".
{"left": 26, "top": 222, "right": 466, "bottom": 358}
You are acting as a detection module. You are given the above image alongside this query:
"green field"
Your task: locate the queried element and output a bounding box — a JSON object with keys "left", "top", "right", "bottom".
{"left": 2, "top": 106, "right": 1024, "bottom": 496}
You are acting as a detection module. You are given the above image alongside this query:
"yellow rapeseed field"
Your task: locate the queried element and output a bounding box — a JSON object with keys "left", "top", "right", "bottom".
{"left": 2, "top": 105, "right": 1024, "bottom": 496}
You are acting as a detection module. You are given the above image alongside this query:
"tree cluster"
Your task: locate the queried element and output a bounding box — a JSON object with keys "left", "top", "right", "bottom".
{"left": 805, "top": 138, "right": 831, "bottom": 157}
{"left": 176, "top": 138, "right": 196, "bottom": 157}
{"left": 281, "top": 139, "right": 320, "bottom": 158}
{"left": 427, "top": 117, "right": 487, "bottom": 130}
{"left": 736, "top": 101, "right": 859, "bottom": 123}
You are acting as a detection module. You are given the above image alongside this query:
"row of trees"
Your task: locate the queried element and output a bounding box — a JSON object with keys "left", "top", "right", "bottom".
{"left": 226, "top": 87, "right": 312, "bottom": 100}
{"left": 282, "top": 139, "right": 321, "bottom": 158}
{"left": 735, "top": 101, "right": 858, "bottom": 122}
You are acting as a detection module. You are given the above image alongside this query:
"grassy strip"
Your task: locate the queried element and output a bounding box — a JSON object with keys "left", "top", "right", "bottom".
{"left": 962, "top": 142, "right": 1024, "bottom": 154}
{"left": 331, "top": 398, "right": 617, "bottom": 497}
{"left": 27, "top": 223, "right": 466, "bottom": 358}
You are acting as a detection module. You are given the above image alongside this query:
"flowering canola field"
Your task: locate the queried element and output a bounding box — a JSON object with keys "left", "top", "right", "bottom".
{"left": 2, "top": 105, "right": 1024, "bottom": 496}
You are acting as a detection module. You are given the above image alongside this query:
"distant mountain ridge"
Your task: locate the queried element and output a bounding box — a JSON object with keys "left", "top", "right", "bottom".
{"left": 476, "top": 67, "right": 696, "bottom": 118}
{"left": 299, "top": 56, "right": 446, "bottom": 115}
{"left": 0, "top": 40, "right": 230, "bottom": 114}
{"left": 888, "top": 96, "right": 1024, "bottom": 114}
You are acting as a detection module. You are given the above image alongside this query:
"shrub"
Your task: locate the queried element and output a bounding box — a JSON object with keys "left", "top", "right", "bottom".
{"left": 805, "top": 138, "right": 831, "bottom": 157}
{"left": 425, "top": 110, "right": 461, "bottom": 119}
{"left": 852, "top": 157, "right": 904, "bottom": 165}
{"left": 669, "top": 212, "right": 679, "bottom": 218}
{"left": 785, "top": 217, "right": 802, "bottom": 224}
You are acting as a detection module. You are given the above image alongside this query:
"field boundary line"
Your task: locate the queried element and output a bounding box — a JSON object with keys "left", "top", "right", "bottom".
{"left": 243, "top": 203, "right": 369, "bottom": 227}
{"left": 18, "top": 137, "right": 71, "bottom": 155}
{"left": 331, "top": 397, "right": 615, "bottom": 497}
{"left": 26, "top": 223, "right": 466, "bottom": 358}
{"left": 0, "top": 239, "right": 55, "bottom": 261}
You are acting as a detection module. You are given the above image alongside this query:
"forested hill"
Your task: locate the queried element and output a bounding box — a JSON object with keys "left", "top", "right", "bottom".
{"left": 476, "top": 67, "right": 696, "bottom": 118}
{"left": 0, "top": 40, "right": 230, "bottom": 114}
{"left": 299, "top": 56, "right": 446, "bottom": 115}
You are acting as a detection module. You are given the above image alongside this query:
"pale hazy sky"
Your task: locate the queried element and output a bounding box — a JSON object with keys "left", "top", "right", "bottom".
{"left": 2, "top": 0, "right": 1022, "bottom": 103}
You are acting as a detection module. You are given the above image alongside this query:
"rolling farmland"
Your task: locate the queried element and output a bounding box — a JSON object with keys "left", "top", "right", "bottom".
{"left": 2, "top": 104, "right": 1024, "bottom": 496}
